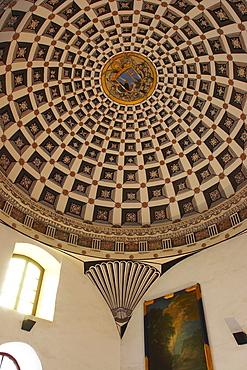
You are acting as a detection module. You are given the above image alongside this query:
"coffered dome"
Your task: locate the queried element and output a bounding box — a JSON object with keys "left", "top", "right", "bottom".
{"left": 0, "top": 0, "right": 247, "bottom": 258}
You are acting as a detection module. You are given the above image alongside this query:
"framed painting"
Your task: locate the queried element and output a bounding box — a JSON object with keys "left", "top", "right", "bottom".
{"left": 144, "top": 284, "right": 213, "bottom": 370}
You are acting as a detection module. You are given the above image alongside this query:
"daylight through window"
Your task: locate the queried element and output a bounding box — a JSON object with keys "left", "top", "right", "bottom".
{"left": 0, "top": 255, "right": 44, "bottom": 315}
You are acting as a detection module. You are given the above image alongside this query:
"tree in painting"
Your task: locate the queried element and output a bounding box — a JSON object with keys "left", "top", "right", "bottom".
{"left": 146, "top": 308, "right": 175, "bottom": 370}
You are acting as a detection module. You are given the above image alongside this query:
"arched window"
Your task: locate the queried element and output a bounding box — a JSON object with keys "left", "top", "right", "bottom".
{"left": 0, "top": 343, "right": 42, "bottom": 370}
{"left": 0, "top": 352, "right": 20, "bottom": 370}
{"left": 0, "top": 255, "right": 44, "bottom": 316}
{"left": 0, "top": 243, "right": 61, "bottom": 321}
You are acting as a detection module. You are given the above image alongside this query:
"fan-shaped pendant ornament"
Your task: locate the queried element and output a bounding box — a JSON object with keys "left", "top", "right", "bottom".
{"left": 86, "top": 261, "right": 160, "bottom": 336}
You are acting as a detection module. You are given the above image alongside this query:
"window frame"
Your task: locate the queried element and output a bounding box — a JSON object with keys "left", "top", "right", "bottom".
{"left": 1, "top": 254, "right": 44, "bottom": 316}
{"left": 0, "top": 342, "right": 43, "bottom": 370}
{"left": 0, "top": 352, "right": 21, "bottom": 370}
{"left": 0, "top": 242, "right": 61, "bottom": 321}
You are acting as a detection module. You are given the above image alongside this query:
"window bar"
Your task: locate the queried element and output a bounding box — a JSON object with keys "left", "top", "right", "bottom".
{"left": 230, "top": 212, "right": 241, "bottom": 226}
{"left": 2, "top": 202, "right": 13, "bottom": 215}
{"left": 115, "top": 242, "right": 124, "bottom": 252}
{"left": 208, "top": 224, "right": 218, "bottom": 237}
{"left": 162, "top": 239, "right": 172, "bottom": 249}
{"left": 185, "top": 233, "right": 195, "bottom": 245}
{"left": 92, "top": 239, "right": 101, "bottom": 249}
{"left": 23, "top": 215, "right": 34, "bottom": 228}
{"left": 46, "top": 225, "right": 56, "bottom": 238}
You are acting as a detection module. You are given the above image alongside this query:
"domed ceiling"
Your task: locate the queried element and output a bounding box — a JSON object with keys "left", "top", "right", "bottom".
{"left": 0, "top": 0, "right": 247, "bottom": 258}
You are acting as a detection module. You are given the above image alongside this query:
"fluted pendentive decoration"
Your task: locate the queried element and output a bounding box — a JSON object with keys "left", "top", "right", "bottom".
{"left": 86, "top": 261, "right": 160, "bottom": 326}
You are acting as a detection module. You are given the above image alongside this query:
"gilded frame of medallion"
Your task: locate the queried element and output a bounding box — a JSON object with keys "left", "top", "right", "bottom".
{"left": 101, "top": 52, "right": 157, "bottom": 105}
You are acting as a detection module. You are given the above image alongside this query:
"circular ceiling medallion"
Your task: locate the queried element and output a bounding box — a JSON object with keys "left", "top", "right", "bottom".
{"left": 101, "top": 53, "right": 157, "bottom": 105}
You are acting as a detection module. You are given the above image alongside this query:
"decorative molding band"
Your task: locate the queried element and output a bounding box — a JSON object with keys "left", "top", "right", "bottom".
{"left": 0, "top": 178, "right": 247, "bottom": 259}
{"left": 0, "top": 171, "right": 247, "bottom": 240}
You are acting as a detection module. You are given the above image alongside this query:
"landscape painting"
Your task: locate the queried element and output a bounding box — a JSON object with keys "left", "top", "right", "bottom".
{"left": 144, "top": 284, "right": 213, "bottom": 370}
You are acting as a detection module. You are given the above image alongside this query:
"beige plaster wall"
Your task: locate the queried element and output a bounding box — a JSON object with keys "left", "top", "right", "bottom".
{"left": 0, "top": 223, "right": 120, "bottom": 370}
{"left": 1, "top": 222, "right": 247, "bottom": 370}
{"left": 121, "top": 232, "right": 247, "bottom": 370}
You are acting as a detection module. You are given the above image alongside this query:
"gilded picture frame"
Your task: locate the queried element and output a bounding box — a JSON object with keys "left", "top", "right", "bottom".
{"left": 144, "top": 284, "right": 213, "bottom": 370}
